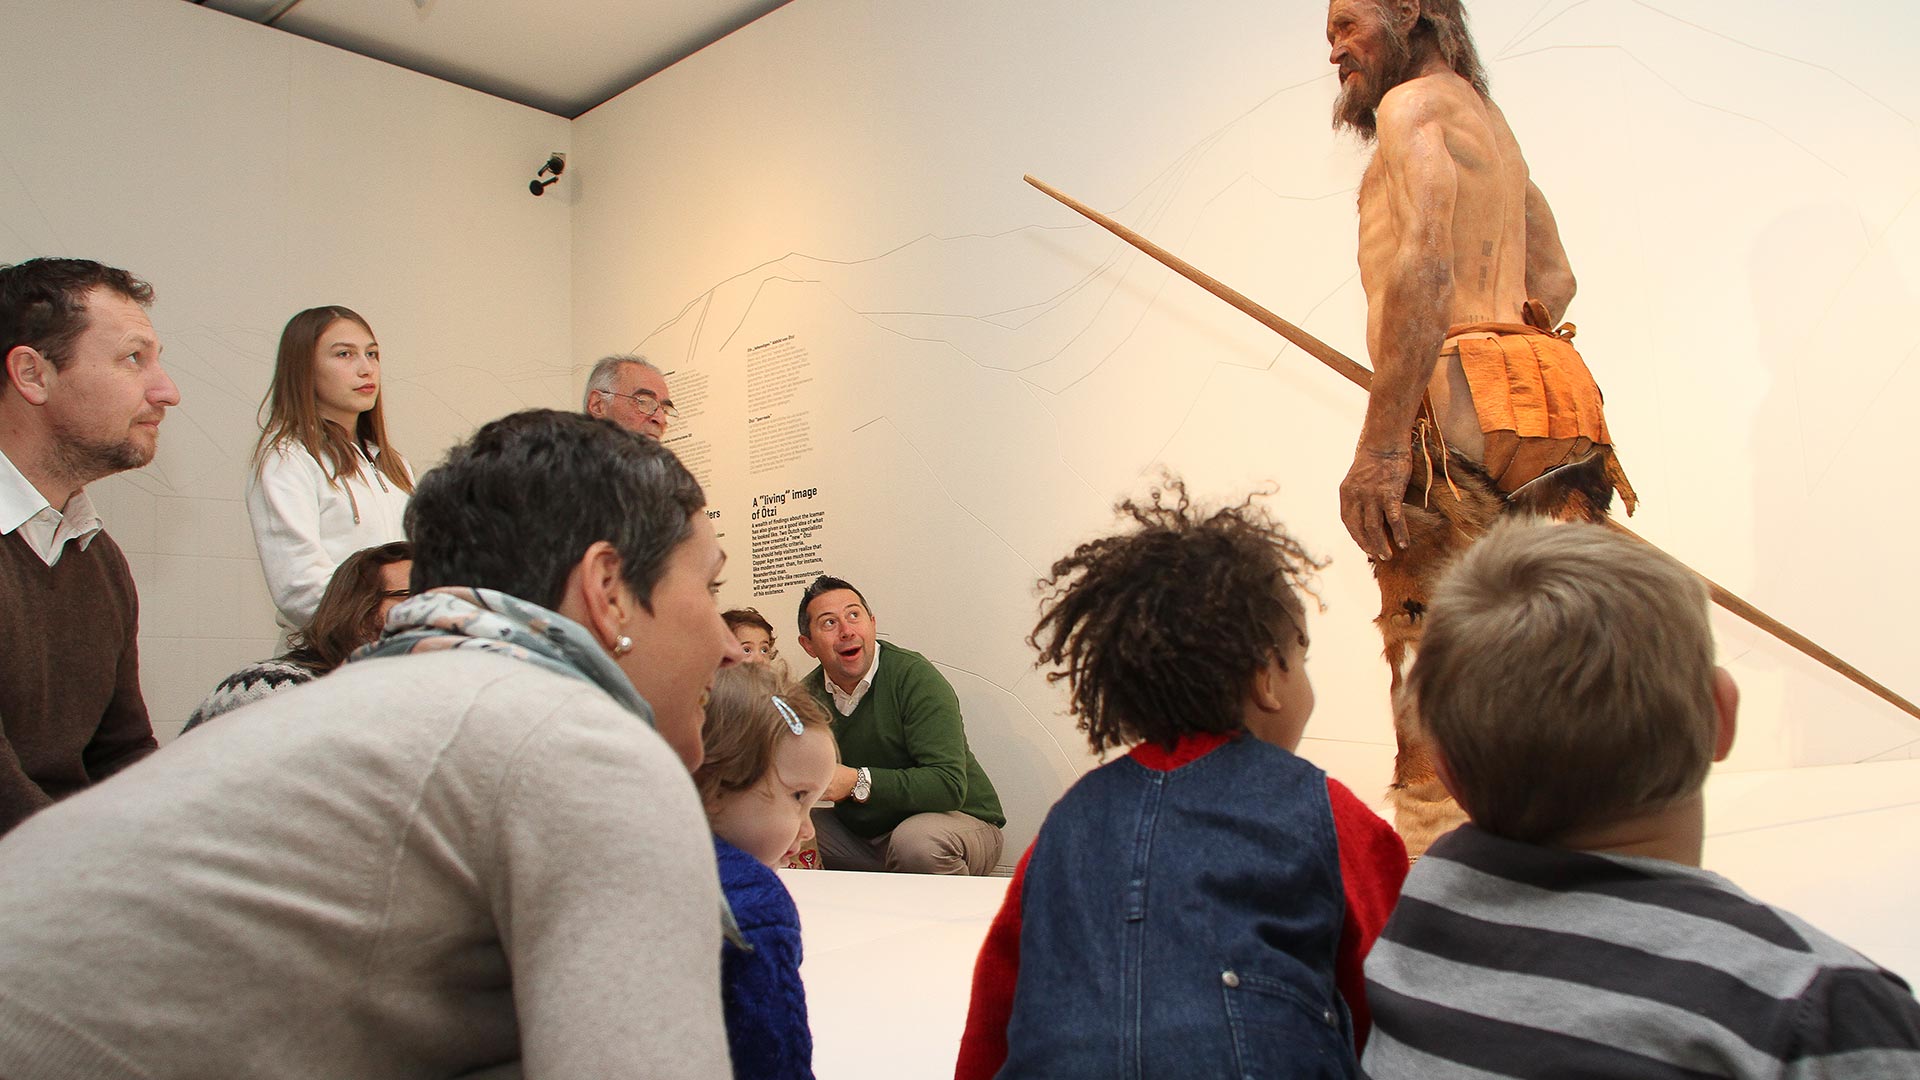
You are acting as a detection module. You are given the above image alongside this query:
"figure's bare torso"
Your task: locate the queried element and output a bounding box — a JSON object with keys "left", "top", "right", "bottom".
{"left": 1357, "top": 70, "right": 1533, "bottom": 460}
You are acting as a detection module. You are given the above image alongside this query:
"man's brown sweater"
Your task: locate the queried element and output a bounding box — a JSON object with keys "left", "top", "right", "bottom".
{"left": 0, "top": 528, "right": 157, "bottom": 834}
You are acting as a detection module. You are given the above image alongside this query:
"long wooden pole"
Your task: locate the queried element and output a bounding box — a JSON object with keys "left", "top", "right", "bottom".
{"left": 1024, "top": 173, "right": 1920, "bottom": 725}
{"left": 1026, "top": 175, "right": 1375, "bottom": 391}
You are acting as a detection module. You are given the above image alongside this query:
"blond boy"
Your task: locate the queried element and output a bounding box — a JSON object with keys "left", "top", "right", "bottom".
{"left": 1363, "top": 520, "right": 1920, "bottom": 1078}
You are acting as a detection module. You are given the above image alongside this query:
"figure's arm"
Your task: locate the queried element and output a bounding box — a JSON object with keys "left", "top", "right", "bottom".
{"left": 1341, "top": 87, "right": 1459, "bottom": 560}
{"left": 954, "top": 843, "right": 1033, "bottom": 1080}
{"left": 868, "top": 660, "right": 971, "bottom": 815}
{"left": 246, "top": 445, "right": 342, "bottom": 629}
{"left": 1524, "top": 179, "right": 1576, "bottom": 324}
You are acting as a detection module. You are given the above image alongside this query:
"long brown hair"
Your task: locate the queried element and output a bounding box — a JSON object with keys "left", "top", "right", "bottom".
{"left": 283, "top": 541, "right": 413, "bottom": 673}
{"left": 253, "top": 305, "right": 413, "bottom": 492}
{"left": 1408, "top": 0, "right": 1487, "bottom": 96}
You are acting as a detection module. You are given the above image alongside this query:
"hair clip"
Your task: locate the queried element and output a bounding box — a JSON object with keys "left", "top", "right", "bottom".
{"left": 771, "top": 695, "right": 804, "bottom": 735}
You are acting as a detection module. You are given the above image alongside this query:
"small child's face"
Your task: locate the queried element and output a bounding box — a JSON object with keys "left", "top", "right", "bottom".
{"left": 1273, "top": 638, "right": 1316, "bottom": 749}
{"left": 1249, "top": 635, "right": 1316, "bottom": 752}
{"left": 734, "top": 625, "right": 776, "bottom": 665}
{"left": 709, "top": 724, "right": 837, "bottom": 868}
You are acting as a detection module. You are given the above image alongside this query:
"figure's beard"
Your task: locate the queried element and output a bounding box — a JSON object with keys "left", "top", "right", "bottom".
{"left": 1332, "top": 23, "right": 1418, "bottom": 140}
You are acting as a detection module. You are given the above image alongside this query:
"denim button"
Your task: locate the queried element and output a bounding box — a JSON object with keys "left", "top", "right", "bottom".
{"left": 1323, "top": 1010, "right": 1335, "bottom": 1025}
{"left": 1221, "top": 970, "right": 1240, "bottom": 988}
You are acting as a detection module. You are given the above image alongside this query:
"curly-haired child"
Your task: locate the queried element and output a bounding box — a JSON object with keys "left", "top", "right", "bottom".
{"left": 695, "top": 663, "right": 837, "bottom": 1080}
{"left": 954, "top": 478, "right": 1408, "bottom": 1079}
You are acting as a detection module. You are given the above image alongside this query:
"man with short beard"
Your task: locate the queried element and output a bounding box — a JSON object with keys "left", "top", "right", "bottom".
{"left": 1327, "top": 0, "right": 1634, "bottom": 854}
{"left": 0, "top": 258, "right": 180, "bottom": 834}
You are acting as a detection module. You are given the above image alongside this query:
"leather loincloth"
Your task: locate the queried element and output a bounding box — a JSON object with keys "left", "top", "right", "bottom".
{"left": 1444, "top": 318, "right": 1636, "bottom": 514}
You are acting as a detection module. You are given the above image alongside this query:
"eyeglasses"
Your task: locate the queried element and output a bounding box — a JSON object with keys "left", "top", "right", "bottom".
{"left": 597, "top": 388, "right": 679, "bottom": 420}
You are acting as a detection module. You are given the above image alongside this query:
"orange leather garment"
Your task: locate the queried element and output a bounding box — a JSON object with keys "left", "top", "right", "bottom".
{"left": 1444, "top": 320, "right": 1624, "bottom": 502}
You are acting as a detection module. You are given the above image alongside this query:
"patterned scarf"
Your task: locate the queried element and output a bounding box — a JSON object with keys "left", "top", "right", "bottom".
{"left": 356, "top": 586, "right": 656, "bottom": 723}
{"left": 354, "top": 587, "right": 743, "bottom": 946}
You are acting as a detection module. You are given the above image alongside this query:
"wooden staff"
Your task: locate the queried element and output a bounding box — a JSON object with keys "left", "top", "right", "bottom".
{"left": 1024, "top": 173, "right": 1920, "bottom": 724}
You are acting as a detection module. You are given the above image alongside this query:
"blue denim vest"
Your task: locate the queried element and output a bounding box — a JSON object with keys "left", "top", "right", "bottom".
{"left": 1000, "top": 734, "right": 1355, "bottom": 1079}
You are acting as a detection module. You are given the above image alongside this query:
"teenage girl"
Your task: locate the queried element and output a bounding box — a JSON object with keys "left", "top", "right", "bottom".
{"left": 954, "top": 478, "right": 1409, "bottom": 1080}
{"left": 246, "top": 306, "right": 413, "bottom": 631}
{"left": 695, "top": 663, "right": 837, "bottom": 1080}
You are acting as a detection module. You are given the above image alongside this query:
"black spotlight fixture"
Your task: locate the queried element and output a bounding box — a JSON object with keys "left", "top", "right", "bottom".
{"left": 530, "top": 153, "right": 566, "bottom": 197}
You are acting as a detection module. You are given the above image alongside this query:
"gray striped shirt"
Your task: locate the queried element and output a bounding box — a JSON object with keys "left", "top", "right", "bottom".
{"left": 1363, "top": 825, "right": 1920, "bottom": 1078}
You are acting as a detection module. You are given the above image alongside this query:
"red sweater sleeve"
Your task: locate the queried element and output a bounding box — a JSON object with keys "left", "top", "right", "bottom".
{"left": 953, "top": 842, "right": 1032, "bottom": 1080}
{"left": 1326, "top": 777, "right": 1407, "bottom": 1052}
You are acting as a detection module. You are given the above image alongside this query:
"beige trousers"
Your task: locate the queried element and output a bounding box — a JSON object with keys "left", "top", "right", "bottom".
{"left": 810, "top": 807, "right": 1004, "bottom": 876}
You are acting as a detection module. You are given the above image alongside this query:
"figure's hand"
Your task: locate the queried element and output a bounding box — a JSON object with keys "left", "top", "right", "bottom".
{"left": 1340, "top": 445, "right": 1413, "bottom": 560}
{"left": 824, "top": 763, "right": 858, "bottom": 802}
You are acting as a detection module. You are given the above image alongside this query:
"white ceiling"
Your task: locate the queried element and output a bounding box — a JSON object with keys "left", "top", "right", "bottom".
{"left": 190, "top": 0, "right": 792, "bottom": 118}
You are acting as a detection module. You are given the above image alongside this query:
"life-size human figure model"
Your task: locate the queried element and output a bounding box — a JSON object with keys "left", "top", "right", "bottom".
{"left": 1327, "top": 0, "right": 1634, "bottom": 853}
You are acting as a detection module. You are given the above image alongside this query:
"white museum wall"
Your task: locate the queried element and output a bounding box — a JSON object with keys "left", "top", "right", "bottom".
{"left": 571, "top": 0, "right": 1920, "bottom": 866}
{"left": 1, "top": 0, "right": 574, "bottom": 740}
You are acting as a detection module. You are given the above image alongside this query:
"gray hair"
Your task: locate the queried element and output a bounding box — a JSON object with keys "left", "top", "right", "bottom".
{"left": 581, "top": 354, "right": 662, "bottom": 410}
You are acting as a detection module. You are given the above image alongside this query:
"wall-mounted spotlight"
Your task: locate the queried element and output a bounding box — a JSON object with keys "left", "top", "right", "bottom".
{"left": 530, "top": 153, "right": 566, "bottom": 197}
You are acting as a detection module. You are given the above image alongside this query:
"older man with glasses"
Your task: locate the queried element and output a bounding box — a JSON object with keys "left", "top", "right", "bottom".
{"left": 582, "top": 353, "right": 678, "bottom": 440}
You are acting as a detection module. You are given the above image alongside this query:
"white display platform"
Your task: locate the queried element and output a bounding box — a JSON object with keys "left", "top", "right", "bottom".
{"left": 781, "top": 868, "right": 1008, "bottom": 1079}
{"left": 787, "top": 760, "right": 1920, "bottom": 1079}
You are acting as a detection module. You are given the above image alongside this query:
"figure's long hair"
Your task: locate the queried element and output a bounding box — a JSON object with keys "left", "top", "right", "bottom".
{"left": 1406, "top": 0, "right": 1487, "bottom": 95}
{"left": 253, "top": 306, "right": 413, "bottom": 492}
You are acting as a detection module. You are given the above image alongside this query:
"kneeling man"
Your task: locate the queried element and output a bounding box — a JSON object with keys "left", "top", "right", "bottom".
{"left": 798, "top": 575, "right": 1004, "bottom": 874}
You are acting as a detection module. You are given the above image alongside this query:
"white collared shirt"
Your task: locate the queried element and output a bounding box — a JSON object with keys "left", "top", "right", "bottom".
{"left": 825, "top": 639, "right": 882, "bottom": 717}
{"left": 0, "top": 446, "right": 102, "bottom": 568}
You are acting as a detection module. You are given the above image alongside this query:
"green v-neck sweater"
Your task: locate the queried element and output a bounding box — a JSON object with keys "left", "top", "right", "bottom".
{"left": 803, "top": 644, "right": 1004, "bottom": 839}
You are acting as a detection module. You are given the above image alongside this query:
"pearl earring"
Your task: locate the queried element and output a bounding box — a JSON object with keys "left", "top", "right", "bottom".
{"left": 613, "top": 635, "right": 634, "bottom": 656}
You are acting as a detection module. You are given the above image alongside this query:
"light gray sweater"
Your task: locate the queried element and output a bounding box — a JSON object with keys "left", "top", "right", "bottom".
{"left": 0, "top": 649, "right": 730, "bottom": 1080}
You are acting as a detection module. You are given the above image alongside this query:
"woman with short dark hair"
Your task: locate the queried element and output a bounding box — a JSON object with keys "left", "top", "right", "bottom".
{"left": 0, "top": 410, "right": 743, "bottom": 1079}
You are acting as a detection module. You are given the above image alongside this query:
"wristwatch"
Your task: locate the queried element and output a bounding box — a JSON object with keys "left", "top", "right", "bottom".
{"left": 851, "top": 766, "right": 872, "bottom": 803}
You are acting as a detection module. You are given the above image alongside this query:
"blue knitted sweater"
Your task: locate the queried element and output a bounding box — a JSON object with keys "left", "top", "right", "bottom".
{"left": 715, "top": 835, "right": 814, "bottom": 1079}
